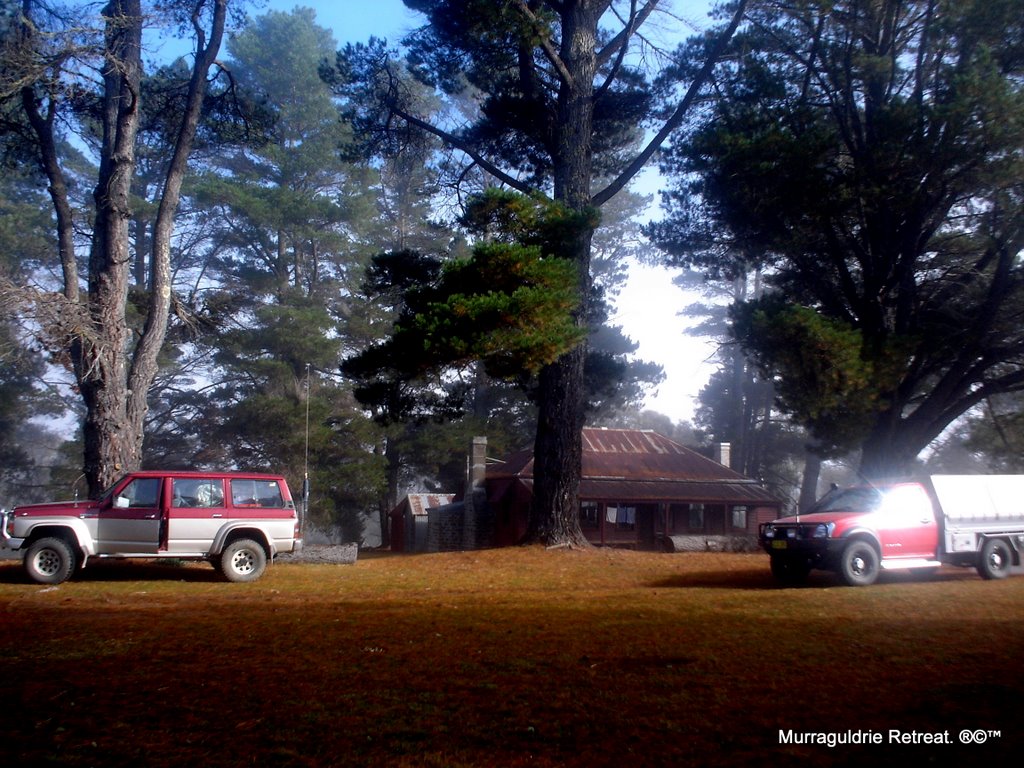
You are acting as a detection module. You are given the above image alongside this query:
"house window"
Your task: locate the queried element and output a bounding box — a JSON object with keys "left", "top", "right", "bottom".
{"left": 580, "top": 502, "right": 600, "bottom": 531}
{"left": 731, "top": 506, "right": 748, "bottom": 530}
{"left": 688, "top": 504, "right": 704, "bottom": 529}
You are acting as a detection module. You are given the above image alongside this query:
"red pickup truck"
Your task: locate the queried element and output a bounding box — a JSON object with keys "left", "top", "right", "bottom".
{"left": 1, "top": 470, "right": 302, "bottom": 584}
{"left": 759, "top": 475, "right": 1024, "bottom": 586}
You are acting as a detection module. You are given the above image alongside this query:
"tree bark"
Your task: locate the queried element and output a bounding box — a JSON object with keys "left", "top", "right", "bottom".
{"left": 527, "top": 1, "right": 600, "bottom": 548}
{"left": 19, "top": 0, "right": 228, "bottom": 496}
{"left": 798, "top": 451, "right": 822, "bottom": 512}
{"left": 124, "top": 0, "right": 227, "bottom": 491}
{"left": 80, "top": 0, "right": 144, "bottom": 492}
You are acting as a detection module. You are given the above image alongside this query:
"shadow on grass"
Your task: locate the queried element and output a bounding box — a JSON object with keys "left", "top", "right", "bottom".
{"left": 0, "top": 558, "right": 224, "bottom": 584}
{"left": 649, "top": 563, "right": 983, "bottom": 591}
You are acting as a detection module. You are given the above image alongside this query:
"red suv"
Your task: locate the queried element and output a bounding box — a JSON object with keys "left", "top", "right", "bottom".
{"left": 1, "top": 471, "right": 303, "bottom": 584}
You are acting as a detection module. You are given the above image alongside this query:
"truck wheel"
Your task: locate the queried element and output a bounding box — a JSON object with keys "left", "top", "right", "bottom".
{"left": 219, "top": 538, "right": 267, "bottom": 583}
{"left": 24, "top": 537, "right": 76, "bottom": 585}
{"left": 839, "top": 541, "right": 879, "bottom": 587}
{"left": 977, "top": 538, "right": 1012, "bottom": 580}
{"left": 770, "top": 556, "right": 811, "bottom": 585}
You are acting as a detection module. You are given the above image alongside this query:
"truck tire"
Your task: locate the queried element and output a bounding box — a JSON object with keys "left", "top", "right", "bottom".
{"left": 24, "top": 537, "right": 77, "bottom": 585}
{"left": 770, "top": 556, "right": 811, "bottom": 585}
{"left": 839, "top": 540, "right": 879, "bottom": 586}
{"left": 977, "top": 538, "right": 1012, "bottom": 581}
{"left": 219, "top": 538, "right": 268, "bottom": 583}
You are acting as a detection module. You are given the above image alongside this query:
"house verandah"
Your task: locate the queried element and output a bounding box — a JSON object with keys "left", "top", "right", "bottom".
{"left": 577, "top": 499, "right": 771, "bottom": 551}
{"left": 486, "top": 428, "right": 782, "bottom": 551}
{"left": 486, "top": 483, "right": 782, "bottom": 552}
{"left": 391, "top": 428, "right": 784, "bottom": 553}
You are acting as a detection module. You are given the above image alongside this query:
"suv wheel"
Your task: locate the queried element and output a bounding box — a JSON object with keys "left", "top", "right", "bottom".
{"left": 24, "top": 537, "right": 77, "bottom": 585}
{"left": 219, "top": 538, "right": 268, "bottom": 583}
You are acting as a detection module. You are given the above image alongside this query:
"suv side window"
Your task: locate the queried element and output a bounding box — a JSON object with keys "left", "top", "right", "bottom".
{"left": 117, "top": 477, "right": 161, "bottom": 508}
{"left": 172, "top": 478, "right": 225, "bottom": 508}
{"left": 230, "top": 479, "right": 285, "bottom": 508}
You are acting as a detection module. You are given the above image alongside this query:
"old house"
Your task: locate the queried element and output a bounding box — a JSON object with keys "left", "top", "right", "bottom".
{"left": 487, "top": 428, "right": 783, "bottom": 550}
{"left": 399, "top": 428, "right": 783, "bottom": 553}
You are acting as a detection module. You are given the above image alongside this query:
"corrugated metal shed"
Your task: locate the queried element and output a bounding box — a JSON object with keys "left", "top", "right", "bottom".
{"left": 389, "top": 494, "right": 455, "bottom": 552}
{"left": 403, "top": 493, "right": 455, "bottom": 516}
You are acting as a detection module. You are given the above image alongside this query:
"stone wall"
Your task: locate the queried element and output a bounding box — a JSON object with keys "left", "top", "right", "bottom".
{"left": 427, "top": 502, "right": 465, "bottom": 552}
{"left": 666, "top": 534, "right": 760, "bottom": 553}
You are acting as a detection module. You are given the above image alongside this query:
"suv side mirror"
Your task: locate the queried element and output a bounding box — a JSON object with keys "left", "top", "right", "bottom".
{"left": 114, "top": 496, "right": 130, "bottom": 509}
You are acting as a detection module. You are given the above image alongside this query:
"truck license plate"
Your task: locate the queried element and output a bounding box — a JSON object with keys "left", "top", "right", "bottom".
{"left": 771, "top": 540, "right": 787, "bottom": 550}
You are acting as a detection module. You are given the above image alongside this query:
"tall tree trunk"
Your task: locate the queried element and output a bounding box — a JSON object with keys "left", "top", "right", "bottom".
{"left": 798, "top": 451, "right": 822, "bottom": 512}
{"left": 528, "top": 345, "right": 590, "bottom": 546}
{"left": 527, "top": 1, "right": 600, "bottom": 548}
{"left": 379, "top": 436, "right": 402, "bottom": 549}
{"left": 858, "top": 422, "right": 920, "bottom": 481}
{"left": 17, "top": 0, "right": 229, "bottom": 495}
{"left": 122, "top": 0, "right": 226, "bottom": 495}
{"left": 79, "top": 0, "right": 144, "bottom": 492}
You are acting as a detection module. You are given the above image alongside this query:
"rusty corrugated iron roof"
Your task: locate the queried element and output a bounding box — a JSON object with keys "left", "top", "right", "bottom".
{"left": 487, "top": 428, "right": 781, "bottom": 506}
{"left": 394, "top": 493, "right": 455, "bottom": 517}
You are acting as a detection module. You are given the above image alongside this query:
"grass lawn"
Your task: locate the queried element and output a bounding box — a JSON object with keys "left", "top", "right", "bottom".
{"left": 0, "top": 547, "right": 1021, "bottom": 766}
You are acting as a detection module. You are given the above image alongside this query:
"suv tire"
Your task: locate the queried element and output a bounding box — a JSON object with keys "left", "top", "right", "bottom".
{"left": 24, "top": 537, "right": 77, "bottom": 585}
{"left": 219, "top": 538, "right": 268, "bottom": 583}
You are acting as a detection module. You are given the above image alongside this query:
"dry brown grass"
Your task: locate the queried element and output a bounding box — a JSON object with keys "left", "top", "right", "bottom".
{"left": 1, "top": 547, "right": 1021, "bottom": 767}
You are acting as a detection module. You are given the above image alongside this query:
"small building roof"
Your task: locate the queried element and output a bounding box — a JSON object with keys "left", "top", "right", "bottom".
{"left": 390, "top": 493, "right": 455, "bottom": 518}
{"left": 487, "top": 427, "right": 780, "bottom": 507}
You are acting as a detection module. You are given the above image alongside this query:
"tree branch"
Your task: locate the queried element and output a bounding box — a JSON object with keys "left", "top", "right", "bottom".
{"left": 593, "top": 0, "right": 748, "bottom": 207}
{"left": 383, "top": 54, "right": 537, "bottom": 198}
{"left": 596, "top": 0, "right": 661, "bottom": 67}
{"left": 511, "top": 0, "right": 574, "bottom": 88}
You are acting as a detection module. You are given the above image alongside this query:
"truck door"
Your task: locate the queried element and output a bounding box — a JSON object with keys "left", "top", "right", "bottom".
{"left": 875, "top": 484, "right": 939, "bottom": 559}
{"left": 165, "top": 477, "right": 228, "bottom": 554}
{"left": 95, "top": 476, "right": 164, "bottom": 554}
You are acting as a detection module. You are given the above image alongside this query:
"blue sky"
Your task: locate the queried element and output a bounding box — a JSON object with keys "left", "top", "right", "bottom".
{"left": 260, "top": 0, "right": 423, "bottom": 46}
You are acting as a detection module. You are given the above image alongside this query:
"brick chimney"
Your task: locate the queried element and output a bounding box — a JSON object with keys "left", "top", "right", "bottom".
{"left": 715, "top": 442, "right": 732, "bottom": 469}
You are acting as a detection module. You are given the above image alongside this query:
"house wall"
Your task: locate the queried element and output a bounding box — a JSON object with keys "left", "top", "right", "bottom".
{"left": 575, "top": 500, "right": 781, "bottom": 550}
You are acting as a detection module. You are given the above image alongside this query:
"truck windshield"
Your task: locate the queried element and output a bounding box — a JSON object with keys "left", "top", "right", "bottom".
{"left": 807, "top": 487, "right": 882, "bottom": 513}
{"left": 96, "top": 476, "right": 130, "bottom": 502}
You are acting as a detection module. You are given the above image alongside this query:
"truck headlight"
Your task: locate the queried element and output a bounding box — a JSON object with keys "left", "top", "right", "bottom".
{"left": 812, "top": 523, "right": 835, "bottom": 538}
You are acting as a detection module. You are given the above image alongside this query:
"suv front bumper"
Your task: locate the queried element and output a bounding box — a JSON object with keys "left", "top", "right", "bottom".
{"left": 0, "top": 509, "right": 25, "bottom": 550}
